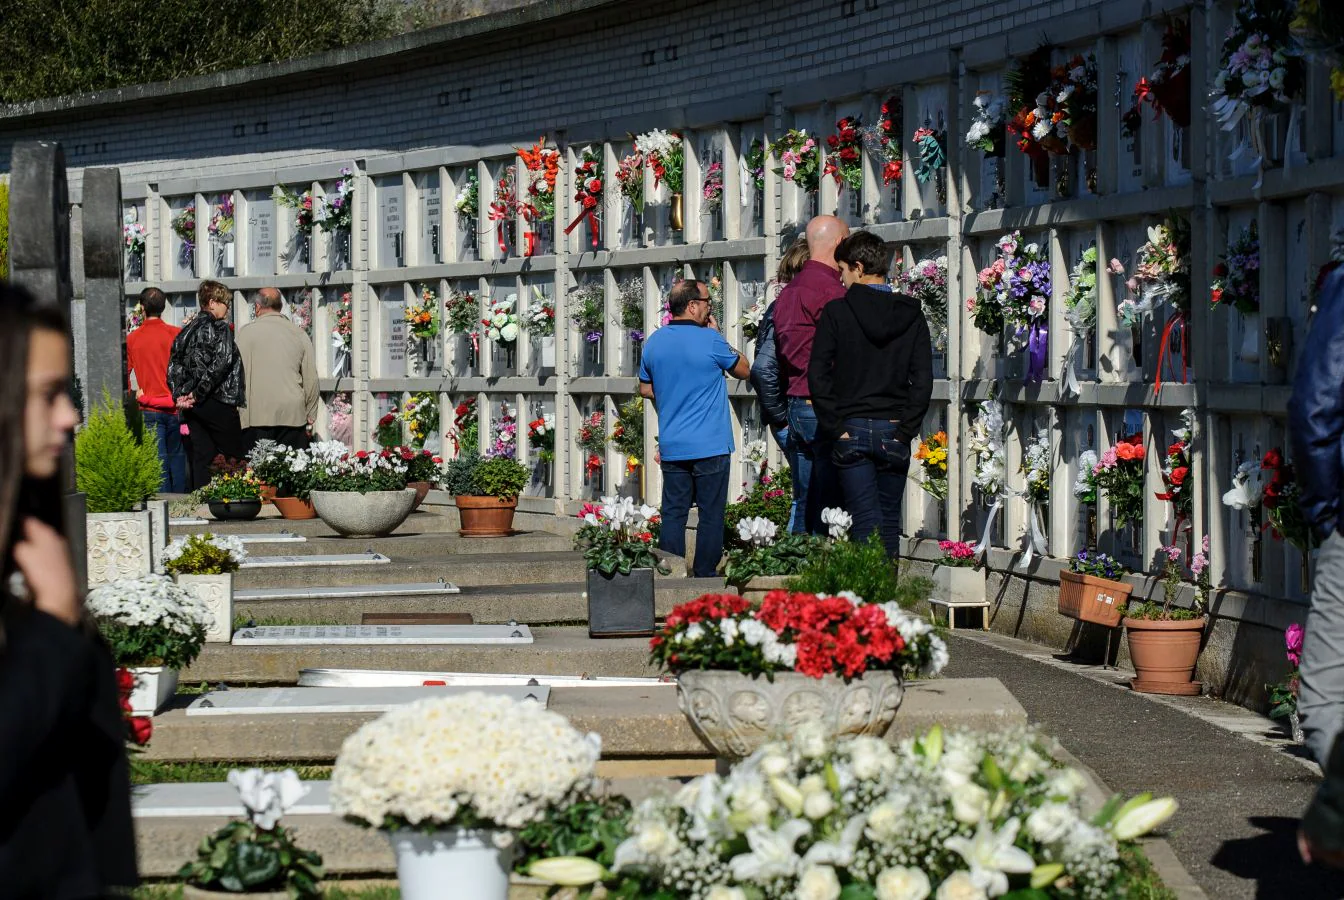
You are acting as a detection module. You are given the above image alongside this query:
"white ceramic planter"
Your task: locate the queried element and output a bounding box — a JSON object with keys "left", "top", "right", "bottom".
{"left": 677, "top": 669, "right": 904, "bottom": 759}
{"left": 934, "top": 566, "right": 986, "bottom": 606}
{"left": 127, "top": 666, "right": 179, "bottom": 716}
{"left": 87, "top": 510, "right": 154, "bottom": 587}
{"left": 538, "top": 335, "right": 556, "bottom": 368}
{"left": 311, "top": 489, "right": 417, "bottom": 538}
{"left": 175, "top": 573, "right": 234, "bottom": 642}
{"left": 387, "top": 829, "right": 511, "bottom": 900}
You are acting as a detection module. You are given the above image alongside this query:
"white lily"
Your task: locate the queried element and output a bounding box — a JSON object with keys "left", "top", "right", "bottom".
{"left": 229, "top": 768, "right": 308, "bottom": 831}
{"left": 1222, "top": 460, "right": 1266, "bottom": 510}
{"left": 944, "top": 818, "right": 1035, "bottom": 897}
{"left": 528, "top": 857, "right": 606, "bottom": 886}
{"left": 1110, "top": 796, "right": 1178, "bottom": 840}
{"left": 728, "top": 818, "right": 812, "bottom": 882}
{"left": 802, "top": 813, "right": 866, "bottom": 867}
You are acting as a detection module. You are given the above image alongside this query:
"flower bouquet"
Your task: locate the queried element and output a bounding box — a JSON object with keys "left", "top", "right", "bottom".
{"left": 567, "top": 146, "right": 603, "bottom": 247}
{"left": 1260, "top": 448, "right": 1316, "bottom": 554}
{"left": 123, "top": 220, "right": 149, "bottom": 259}
{"left": 771, "top": 129, "right": 821, "bottom": 193}
{"left": 617, "top": 276, "right": 645, "bottom": 343}
{"left": 1267, "top": 623, "right": 1304, "bottom": 740}
{"left": 274, "top": 185, "right": 316, "bottom": 264}
{"left": 488, "top": 402, "right": 518, "bottom": 460}
{"left": 874, "top": 95, "right": 904, "bottom": 185}
{"left": 534, "top": 724, "right": 1176, "bottom": 900}
{"left": 320, "top": 166, "right": 355, "bottom": 233}
{"left": 331, "top": 693, "right": 600, "bottom": 900}
{"left": 171, "top": 201, "right": 196, "bottom": 269}
{"left": 1211, "top": 220, "right": 1260, "bottom": 316}
{"left": 635, "top": 129, "right": 684, "bottom": 195}
{"left": 1005, "top": 45, "right": 1062, "bottom": 159}
{"left": 969, "top": 232, "right": 1051, "bottom": 382}
{"left": 898, "top": 254, "right": 949, "bottom": 352}
{"left": 1053, "top": 53, "right": 1099, "bottom": 150}
{"left": 965, "top": 91, "right": 1007, "bottom": 155}
{"left": 576, "top": 496, "right": 667, "bottom": 637}
{"left": 610, "top": 396, "right": 645, "bottom": 477}
{"left": 571, "top": 284, "right": 605, "bottom": 346}
{"left": 967, "top": 399, "right": 1007, "bottom": 544}
{"left": 1123, "top": 17, "right": 1193, "bottom": 136}
{"left": 445, "top": 287, "right": 480, "bottom": 339}
{"left": 405, "top": 286, "right": 441, "bottom": 340}
{"left": 126, "top": 302, "right": 146, "bottom": 335}
{"left": 702, "top": 161, "right": 725, "bottom": 214}
{"left": 650, "top": 590, "right": 948, "bottom": 755}
{"left": 453, "top": 398, "right": 479, "bottom": 455}
{"left": 1019, "top": 429, "right": 1051, "bottom": 567}
{"left": 721, "top": 516, "right": 822, "bottom": 589}
{"left": 374, "top": 409, "right": 403, "bottom": 449}
{"left": 328, "top": 394, "right": 353, "bottom": 446}
{"left": 615, "top": 149, "right": 644, "bottom": 216}
{"left": 455, "top": 170, "right": 479, "bottom": 219}
{"left": 1154, "top": 409, "right": 1195, "bottom": 528}
{"left": 1211, "top": 0, "right": 1305, "bottom": 133}
{"left": 1118, "top": 216, "right": 1192, "bottom": 329}
{"left": 528, "top": 413, "right": 556, "bottom": 464}
{"left": 208, "top": 193, "right": 234, "bottom": 256}
{"left": 738, "top": 295, "right": 766, "bottom": 341}
{"left": 744, "top": 138, "right": 767, "bottom": 194}
{"left": 1092, "top": 434, "right": 1146, "bottom": 531}
{"left": 823, "top": 116, "right": 863, "bottom": 193}
{"left": 913, "top": 431, "right": 949, "bottom": 500}
{"left": 522, "top": 286, "right": 556, "bottom": 338}
{"left": 332, "top": 291, "right": 353, "bottom": 373}
{"left": 577, "top": 410, "right": 607, "bottom": 479}
{"left": 88, "top": 574, "right": 211, "bottom": 714}
{"left": 487, "top": 166, "right": 517, "bottom": 254}
{"left": 400, "top": 392, "right": 440, "bottom": 450}
{"left": 483, "top": 294, "right": 520, "bottom": 346}
{"left": 517, "top": 137, "right": 560, "bottom": 225}
{"left": 180, "top": 769, "right": 324, "bottom": 898}
{"left": 911, "top": 124, "right": 947, "bottom": 184}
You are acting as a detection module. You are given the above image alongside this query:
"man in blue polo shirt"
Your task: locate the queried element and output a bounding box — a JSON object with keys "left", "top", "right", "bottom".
{"left": 639, "top": 279, "right": 752, "bottom": 577}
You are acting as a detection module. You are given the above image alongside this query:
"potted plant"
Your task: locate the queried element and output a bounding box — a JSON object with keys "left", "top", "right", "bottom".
{"left": 445, "top": 453, "right": 529, "bottom": 537}
{"left": 575, "top": 496, "right": 669, "bottom": 637}
{"left": 402, "top": 446, "right": 445, "bottom": 510}
{"left": 179, "top": 768, "right": 323, "bottom": 898}
{"left": 722, "top": 516, "right": 821, "bottom": 599}
{"left": 652, "top": 591, "right": 949, "bottom": 758}
{"left": 933, "top": 539, "right": 985, "bottom": 617}
{"left": 246, "top": 439, "right": 286, "bottom": 504}
{"left": 87, "top": 574, "right": 211, "bottom": 715}
{"left": 309, "top": 449, "right": 415, "bottom": 538}
{"left": 162, "top": 533, "right": 247, "bottom": 643}
{"left": 1123, "top": 538, "right": 1211, "bottom": 696}
{"left": 1058, "top": 550, "right": 1132, "bottom": 628}
{"left": 531, "top": 726, "right": 1178, "bottom": 898}
{"left": 330, "top": 693, "right": 600, "bottom": 900}
{"left": 75, "top": 390, "right": 165, "bottom": 586}
{"left": 201, "top": 471, "right": 264, "bottom": 521}
{"left": 264, "top": 440, "right": 344, "bottom": 520}
{"left": 1268, "top": 623, "right": 1305, "bottom": 743}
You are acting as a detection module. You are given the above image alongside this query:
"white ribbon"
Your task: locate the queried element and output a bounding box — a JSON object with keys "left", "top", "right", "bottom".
{"left": 974, "top": 498, "right": 1003, "bottom": 558}
{"left": 1284, "top": 103, "right": 1302, "bottom": 176}
{"left": 1061, "top": 304, "right": 1092, "bottom": 398}
{"left": 739, "top": 135, "right": 753, "bottom": 208}
{"left": 331, "top": 332, "right": 350, "bottom": 377}
{"left": 1017, "top": 502, "right": 1049, "bottom": 570}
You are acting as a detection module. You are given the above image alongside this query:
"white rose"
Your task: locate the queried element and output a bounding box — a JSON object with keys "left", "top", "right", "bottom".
{"left": 500, "top": 322, "right": 519, "bottom": 342}
{"left": 759, "top": 753, "right": 791, "bottom": 778}
{"left": 865, "top": 799, "right": 905, "bottom": 842}
{"left": 797, "top": 865, "right": 842, "bottom": 900}
{"left": 707, "top": 888, "right": 748, "bottom": 900}
{"left": 950, "top": 782, "right": 989, "bottom": 825}
{"left": 1027, "top": 802, "right": 1077, "bottom": 845}
{"left": 492, "top": 312, "right": 509, "bottom": 328}
{"left": 803, "top": 790, "right": 835, "bottom": 820}
{"left": 1008, "top": 747, "right": 1046, "bottom": 783}
{"left": 936, "top": 872, "right": 987, "bottom": 900}
{"left": 876, "top": 866, "right": 933, "bottom": 900}
{"left": 635, "top": 822, "right": 679, "bottom": 859}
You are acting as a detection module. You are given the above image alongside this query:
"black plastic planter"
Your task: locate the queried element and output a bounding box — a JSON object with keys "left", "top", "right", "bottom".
{"left": 587, "top": 567, "right": 655, "bottom": 638}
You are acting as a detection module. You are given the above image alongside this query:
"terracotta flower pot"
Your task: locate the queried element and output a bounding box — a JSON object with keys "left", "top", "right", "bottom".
{"left": 1058, "top": 571, "right": 1131, "bottom": 628}
{"left": 272, "top": 495, "right": 317, "bottom": 520}
{"left": 1123, "top": 616, "right": 1205, "bottom": 696}
{"left": 259, "top": 484, "right": 278, "bottom": 504}
{"left": 409, "top": 481, "right": 432, "bottom": 511}
{"left": 455, "top": 495, "right": 518, "bottom": 537}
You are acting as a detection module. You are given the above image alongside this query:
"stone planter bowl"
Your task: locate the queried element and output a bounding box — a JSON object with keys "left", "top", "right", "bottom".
{"left": 311, "top": 489, "right": 416, "bottom": 538}
{"left": 677, "top": 669, "right": 904, "bottom": 759}
{"left": 183, "top": 887, "right": 287, "bottom": 900}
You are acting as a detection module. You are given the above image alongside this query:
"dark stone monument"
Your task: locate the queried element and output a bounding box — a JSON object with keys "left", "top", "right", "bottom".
{"left": 81, "top": 168, "right": 127, "bottom": 410}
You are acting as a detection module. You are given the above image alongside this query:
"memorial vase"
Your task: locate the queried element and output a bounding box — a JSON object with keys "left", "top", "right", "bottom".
{"left": 127, "top": 665, "right": 179, "bottom": 717}
{"left": 586, "top": 567, "right": 654, "bottom": 637}
{"left": 174, "top": 573, "right": 233, "bottom": 643}
{"left": 677, "top": 669, "right": 904, "bottom": 759}
{"left": 387, "top": 829, "right": 512, "bottom": 900}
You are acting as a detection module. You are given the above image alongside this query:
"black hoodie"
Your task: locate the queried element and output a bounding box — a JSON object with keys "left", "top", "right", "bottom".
{"left": 807, "top": 282, "right": 933, "bottom": 441}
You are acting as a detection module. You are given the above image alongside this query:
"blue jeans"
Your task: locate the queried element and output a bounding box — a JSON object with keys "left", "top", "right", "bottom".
{"left": 787, "top": 398, "right": 837, "bottom": 536}
{"left": 832, "top": 418, "right": 910, "bottom": 560}
{"left": 659, "top": 454, "right": 731, "bottom": 578}
{"left": 770, "top": 424, "right": 798, "bottom": 533}
{"left": 142, "top": 409, "right": 189, "bottom": 494}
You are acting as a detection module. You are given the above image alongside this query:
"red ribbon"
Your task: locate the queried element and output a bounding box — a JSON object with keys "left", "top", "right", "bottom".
{"left": 564, "top": 210, "right": 600, "bottom": 248}
{"left": 487, "top": 203, "right": 510, "bottom": 254}
{"left": 1155, "top": 311, "right": 1189, "bottom": 398}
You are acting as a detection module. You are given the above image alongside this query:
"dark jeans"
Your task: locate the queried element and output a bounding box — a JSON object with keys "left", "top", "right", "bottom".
{"left": 142, "top": 410, "right": 188, "bottom": 494}
{"left": 659, "top": 454, "right": 731, "bottom": 578}
{"left": 184, "top": 398, "right": 247, "bottom": 490}
{"left": 832, "top": 417, "right": 911, "bottom": 560}
{"left": 246, "top": 425, "right": 310, "bottom": 451}
{"left": 787, "top": 398, "right": 838, "bottom": 536}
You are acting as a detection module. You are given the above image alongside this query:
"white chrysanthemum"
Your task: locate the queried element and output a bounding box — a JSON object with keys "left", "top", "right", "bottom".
{"left": 87, "top": 574, "right": 213, "bottom": 634}
{"left": 161, "top": 533, "right": 248, "bottom": 572}
{"left": 330, "top": 693, "right": 599, "bottom": 831}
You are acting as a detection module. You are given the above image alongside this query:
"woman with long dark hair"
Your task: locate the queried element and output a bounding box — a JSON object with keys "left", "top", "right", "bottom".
{"left": 0, "top": 282, "right": 138, "bottom": 897}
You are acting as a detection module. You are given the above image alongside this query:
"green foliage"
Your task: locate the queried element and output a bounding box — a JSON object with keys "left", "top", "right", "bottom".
{"left": 610, "top": 396, "right": 644, "bottom": 462}
{"left": 164, "top": 534, "right": 242, "bottom": 575}
{"left": 0, "top": 0, "right": 398, "bottom": 103}
{"left": 75, "top": 389, "right": 163, "bottom": 513}
{"left": 199, "top": 472, "right": 262, "bottom": 502}
{"left": 0, "top": 181, "right": 9, "bottom": 280}
{"left": 786, "top": 533, "right": 932, "bottom": 609}
{"left": 514, "top": 795, "right": 632, "bottom": 873}
{"left": 99, "top": 616, "right": 205, "bottom": 669}
{"left": 179, "top": 818, "right": 323, "bottom": 897}
{"left": 474, "top": 456, "right": 529, "bottom": 500}
{"left": 441, "top": 451, "right": 481, "bottom": 495}
{"left": 723, "top": 468, "right": 792, "bottom": 547}
{"left": 1123, "top": 600, "right": 1200, "bottom": 622}
{"left": 722, "top": 533, "right": 825, "bottom": 587}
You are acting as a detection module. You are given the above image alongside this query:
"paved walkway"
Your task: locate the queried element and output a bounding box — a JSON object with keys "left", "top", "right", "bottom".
{"left": 943, "top": 632, "right": 1344, "bottom": 900}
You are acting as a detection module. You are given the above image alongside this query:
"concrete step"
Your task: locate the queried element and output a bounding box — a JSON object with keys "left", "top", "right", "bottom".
{"left": 190, "top": 527, "right": 575, "bottom": 558}
{"left": 173, "top": 506, "right": 462, "bottom": 537}
{"left": 182, "top": 626, "right": 652, "bottom": 684}
{"left": 231, "top": 578, "right": 727, "bottom": 626}
{"left": 231, "top": 551, "right": 689, "bottom": 589}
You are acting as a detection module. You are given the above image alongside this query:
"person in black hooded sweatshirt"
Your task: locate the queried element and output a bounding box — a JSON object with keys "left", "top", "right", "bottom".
{"left": 808, "top": 231, "right": 933, "bottom": 561}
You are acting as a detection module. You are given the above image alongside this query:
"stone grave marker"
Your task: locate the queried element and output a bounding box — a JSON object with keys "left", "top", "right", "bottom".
{"left": 170, "top": 517, "right": 210, "bottom": 526}
{"left": 133, "top": 781, "right": 333, "bottom": 819}
{"left": 198, "top": 531, "right": 307, "bottom": 544}
{"left": 81, "top": 168, "right": 127, "bottom": 410}
{"left": 234, "top": 580, "right": 460, "bottom": 601}
{"left": 232, "top": 623, "right": 534, "bottom": 645}
{"left": 185, "top": 684, "right": 548, "bottom": 716}
{"left": 299, "top": 667, "right": 667, "bottom": 689}
{"left": 240, "top": 551, "right": 390, "bottom": 568}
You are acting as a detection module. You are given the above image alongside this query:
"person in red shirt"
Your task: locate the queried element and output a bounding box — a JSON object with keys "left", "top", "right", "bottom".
{"left": 126, "top": 287, "right": 187, "bottom": 492}
{"left": 772, "top": 215, "right": 849, "bottom": 534}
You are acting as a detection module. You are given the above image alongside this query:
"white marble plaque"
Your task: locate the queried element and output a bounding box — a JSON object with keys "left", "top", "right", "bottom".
{"left": 170, "top": 517, "right": 210, "bottom": 526}
{"left": 231, "top": 624, "right": 534, "bottom": 645}
{"left": 378, "top": 178, "right": 405, "bottom": 267}
{"left": 234, "top": 581, "right": 459, "bottom": 601}
{"left": 194, "top": 532, "right": 306, "bottom": 544}
{"left": 240, "top": 552, "right": 390, "bottom": 568}
{"left": 418, "top": 171, "right": 442, "bottom": 264}
{"left": 299, "top": 667, "right": 669, "bottom": 689}
{"left": 382, "top": 295, "right": 408, "bottom": 377}
{"left": 133, "top": 781, "right": 332, "bottom": 819}
{"left": 246, "top": 192, "right": 276, "bottom": 276}
{"left": 185, "top": 685, "right": 548, "bottom": 716}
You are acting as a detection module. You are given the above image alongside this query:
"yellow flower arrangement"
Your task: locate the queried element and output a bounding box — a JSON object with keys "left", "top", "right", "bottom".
{"left": 914, "top": 431, "right": 949, "bottom": 500}
{"left": 404, "top": 287, "right": 440, "bottom": 340}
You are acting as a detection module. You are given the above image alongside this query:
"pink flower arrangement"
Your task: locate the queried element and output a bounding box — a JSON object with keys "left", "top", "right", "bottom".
{"left": 938, "top": 540, "right": 977, "bottom": 568}
{"left": 1286, "top": 622, "right": 1305, "bottom": 667}
{"left": 701, "top": 162, "right": 724, "bottom": 213}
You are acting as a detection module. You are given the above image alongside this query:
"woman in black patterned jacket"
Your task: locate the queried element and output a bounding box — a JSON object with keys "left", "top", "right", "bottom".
{"left": 167, "top": 280, "right": 246, "bottom": 489}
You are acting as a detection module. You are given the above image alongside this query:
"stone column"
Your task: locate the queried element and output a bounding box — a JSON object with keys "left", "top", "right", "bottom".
{"left": 81, "top": 167, "right": 127, "bottom": 411}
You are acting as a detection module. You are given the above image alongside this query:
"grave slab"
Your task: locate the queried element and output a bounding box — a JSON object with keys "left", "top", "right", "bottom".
{"left": 234, "top": 581, "right": 460, "bottom": 601}
{"left": 241, "top": 552, "right": 390, "bottom": 568}
{"left": 361, "top": 613, "right": 473, "bottom": 625}
{"left": 170, "top": 518, "right": 210, "bottom": 526}
{"left": 196, "top": 531, "right": 307, "bottom": 544}
{"left": 133, "top": 781, "right": 333, "bottom": 818}
{"left": 186, "top": 685, "right": 549, "bottom": 715}
{"left": 231, "top": 623, "right": 534, "bottom": 645}
{"left": 298, "top": 668, "right": 668, "bottom": 689}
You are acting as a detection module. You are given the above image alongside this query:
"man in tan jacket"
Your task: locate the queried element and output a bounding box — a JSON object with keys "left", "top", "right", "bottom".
{"left": 236, "top": 288, "right": 320, "bottom": 449}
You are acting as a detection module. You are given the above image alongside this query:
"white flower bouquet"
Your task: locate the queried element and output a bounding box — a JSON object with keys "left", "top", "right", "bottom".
{"left": 161, "top": 532, "right": 248, "bottom": 575}
{"left": 532, "top": 725, "right": 1176, "bottom": 900}
{"left": 523, "top": 286, "right": 556, "bottom": 337}
{"left": 485, "top": 293, "right": 521, "bottom": 344}
{"left": 87, "top": 574, "right": 212, "bottom": 669}
{"left": 331, "top": 693, "right": 601, "bottom": 839}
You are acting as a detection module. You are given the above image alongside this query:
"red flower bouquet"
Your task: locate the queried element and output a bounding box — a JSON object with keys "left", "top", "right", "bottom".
{"left": 823, "top": 116, "right": 864, "bottom": 192}
{"left": 1261, "top": 447, "right": 1315, "bottom": 552}
{"left": 878, "top": 95, "right": 904, "bottom": 185}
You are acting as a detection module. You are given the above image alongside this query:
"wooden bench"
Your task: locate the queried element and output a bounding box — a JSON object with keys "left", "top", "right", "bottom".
{"left": 927, "top": 596, "right": 989, "bottom": 631}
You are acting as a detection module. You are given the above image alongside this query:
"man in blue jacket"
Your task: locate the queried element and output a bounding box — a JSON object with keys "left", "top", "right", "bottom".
{"left": 1289, "top": 264, "right": 1344, "bottom": 767}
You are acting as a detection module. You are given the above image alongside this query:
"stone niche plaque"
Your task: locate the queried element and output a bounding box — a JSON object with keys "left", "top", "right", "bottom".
{"left": 381, "top": 288, "right": 408, "bottom": 377}
{"left": 378, "top": 177, "right": 405, "bottom": 268}
{"left": 246, "top": 191, "right": 276, "bottom": 276}
{"left": 231, "top": 624, "right": 535, "bottom": 645}
{"left": 418, "top": 171, "right": 442, "bottom": 264}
